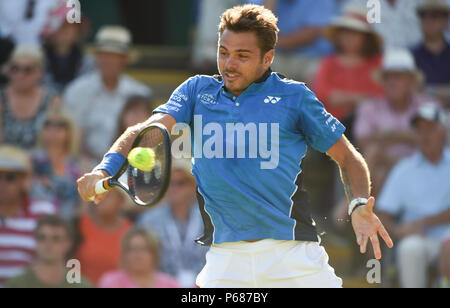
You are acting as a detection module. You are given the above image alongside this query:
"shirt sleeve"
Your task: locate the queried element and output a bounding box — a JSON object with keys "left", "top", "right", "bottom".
{"left": 297, "top": 85, "right": 346, "bottom": 153}
{"left": 377, "top": 162, "right": 406, "bottom": 216}
{"left": 153, "top": 76, "right": 198, "bottom": 125}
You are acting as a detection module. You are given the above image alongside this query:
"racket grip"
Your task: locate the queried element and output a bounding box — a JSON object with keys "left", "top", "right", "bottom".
{"left": 88, "top": 179, "right": 110, "bottom": 202}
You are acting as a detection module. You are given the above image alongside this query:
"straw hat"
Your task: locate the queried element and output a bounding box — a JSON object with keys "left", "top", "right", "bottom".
{"left": 373, "top": 49, "right": 424, "bottom": 84}
{"left": 417, "top": 0, "right": 450, "bottom": 14}
{"left": 0, "top": 145, "right": 31, "bottom": 173}
{"left": 10, "top": 44, "right": 45, "bottom": 67}
{"left": 324, "top": 4, "right": 382, "bottom": 51}
{"left": 94, "top": 26, "right": 132, "bottom": 55}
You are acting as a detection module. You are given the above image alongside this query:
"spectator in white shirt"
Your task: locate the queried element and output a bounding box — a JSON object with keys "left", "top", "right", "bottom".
{"left": 63, "top": 26, "right": 152, "bottom": 166}
{"left": 377, "top": 104, "right": 450, "bottom": 288}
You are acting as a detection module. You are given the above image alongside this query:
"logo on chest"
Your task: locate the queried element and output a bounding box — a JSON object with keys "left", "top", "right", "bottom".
{"left": 198, "top": 93, "right": 218, "bottom": 105}
{"left": 264, "top": 96, "right": 282, "bottom": 104}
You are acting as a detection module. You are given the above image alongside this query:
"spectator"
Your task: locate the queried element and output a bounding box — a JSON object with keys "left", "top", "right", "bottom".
{"left": 412, "top": 0, "right": 450, "bottom": 107}
{"left": 250, "top": 0, "right": 337, "bottom": 82}
{"left": 98, "top": 227, "right": 180, "bottom": 288}
{"left": 115, "top": 96, "right": 154, "bottom": 141}
{"left": 314, "top": 4, "right": 384, "bottom": 137}
{"left": 31, "top": 112, "right": 81, "bottom": 220}
{"left": 74, "top": 189, "right": 132, "bottom": 285}
{"left": 138, "top": 159, "right": 208, "bottom": 288}
{"left": 0, "top": 145, "right": 56, "bottom": 287}
{"left": 372, "top": 0, "right": 423, "bottom": 50}
{"left": 0, "top": 0, "right": 58, "bottom": 45}
{"left": 354, "top": 49, "right": 437, "bottom": 196}
{"left": 41, "top": 1, "right": 95, "bottom": 93}
{"left": 377, "top": 104, "right": 450, "bottom": 288}
{"left": 64, "top": 26, "right": 151, "bottom": 164}
{"left": 0, "top": 44, "right": 61, "bottom": 149}
{"left": 5, "top": 215, "right": 92, "bottom": 288}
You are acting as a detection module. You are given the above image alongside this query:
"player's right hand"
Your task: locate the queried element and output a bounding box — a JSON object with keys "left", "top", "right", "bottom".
{"left": 77, "top": 170, "right": 109, "bottom": 204}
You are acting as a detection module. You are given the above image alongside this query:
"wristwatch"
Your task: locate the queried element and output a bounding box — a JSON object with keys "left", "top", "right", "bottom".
{"left": 348, "top": 198, "right": 369, "bottom": 216}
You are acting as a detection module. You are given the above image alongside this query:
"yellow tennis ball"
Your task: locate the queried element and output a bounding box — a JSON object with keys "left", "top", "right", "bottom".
{"left": 127, "top": 147, "right": 156, "bottom": 172}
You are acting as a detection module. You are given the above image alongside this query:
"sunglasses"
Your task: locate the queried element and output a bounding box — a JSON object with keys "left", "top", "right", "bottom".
{"left": 0, "top": 172, "right": 20, "bottom": 183}
{"left": 44, "top": 120, "right": 69, "bottom": 129}
{"left": 35, "top": 233, "right": 65, "bottom": 243}
{"left": 9, "top": 64, "right": 38, "bottom": 75}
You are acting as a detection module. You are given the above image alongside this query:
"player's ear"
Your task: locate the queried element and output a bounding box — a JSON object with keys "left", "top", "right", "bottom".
{"left": 263, "top": 49, "right": 274, "bottom": 68}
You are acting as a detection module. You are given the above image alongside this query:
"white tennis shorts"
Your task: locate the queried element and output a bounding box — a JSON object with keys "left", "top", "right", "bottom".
{"left": 196, "top": 239, "right": 343, "bottom": 288}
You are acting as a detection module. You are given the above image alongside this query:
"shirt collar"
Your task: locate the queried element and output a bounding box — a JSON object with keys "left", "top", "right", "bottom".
{"left": 221, "top": 68, "right": 273, "bottom": 96}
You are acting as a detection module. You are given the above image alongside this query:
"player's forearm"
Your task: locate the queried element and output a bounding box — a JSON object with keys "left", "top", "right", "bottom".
{"left": 339, "top": 152, "right": 371, "bottom": 202}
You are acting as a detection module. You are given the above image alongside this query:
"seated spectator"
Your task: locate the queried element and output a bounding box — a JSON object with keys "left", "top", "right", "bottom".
{"left": 354, "top": 48, "right": 437, "bottom": 196}
{"left": 5, "top": 215, "right": 92, "bottom": 288}
{"left": 377, "top": 104, "right": 450, "bottom": 288}
{"left": 0, "top": 45, "right": 61, "bottom": 149}
{"left": 64, "top": 26, "right": 151, "bottom": 165}
{"left": 250, "top": 0, "right": 337, "bottom": 82}
{"left": 74, "top": 189, "right": 132, "bottom": 285}
{"left": 138, "top": 159, "right": 208, "bottom": 288}
{"left": 315, "top": 4, "right": 384, "bottom": 137}
{"left": 98, "top": 227, "right": 180, "bottom": 288}
{"left": 412, "top": 0, "right": 450, "bottom": 107}
{"left": 0, "top": 0, "right": 57, "bottom": 45}
{"left": 372, "top": 0, "right": 423, "bottom": 49}
{"left": 31, "top": 113, "right": 81, "bottom": 220}
{"left": 41, "top": 2, "right": 95, "bottom": 93}
{"left": 115, "top": 96, "right": 154, "bottom": 141}
{"left": 0, "top": 145, "right": 56, "bottom": 287}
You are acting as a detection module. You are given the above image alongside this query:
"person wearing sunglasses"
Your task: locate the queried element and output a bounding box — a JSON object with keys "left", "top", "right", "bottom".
{"left": 137, "top": 159, "right": 209, "bottom": 288}
{"left": 31, "top": 113, "right": 81, "bottom": 220}
{"left": 5, "top": 215, "right": 92, "bottom": 288}
{"left": 0, "top": 44, "right": 61, "bottom": 149}
{"left": 0, "top": 145, "right": 56, "bottom": 287}
{"left": 412, "top": 0, "right": 450, "bottom": 120}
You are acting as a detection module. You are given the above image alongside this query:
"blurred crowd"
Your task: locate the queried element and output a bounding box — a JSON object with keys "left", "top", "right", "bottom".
{"left": 0, "top": 0, "right": 449, "bottom": 288}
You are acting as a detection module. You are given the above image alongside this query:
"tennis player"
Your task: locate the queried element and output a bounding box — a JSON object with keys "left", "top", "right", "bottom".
{"left": 77, "top": 4, "right": 393, "bottom": 288}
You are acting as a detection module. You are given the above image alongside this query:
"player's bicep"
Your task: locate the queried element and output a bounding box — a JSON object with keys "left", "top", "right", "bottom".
{"left": 297, "top": 86, "right": 346, "bottom": 153}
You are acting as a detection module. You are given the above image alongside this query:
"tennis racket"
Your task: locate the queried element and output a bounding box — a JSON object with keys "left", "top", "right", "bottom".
{"left": 89, "top": 123, "right": 172, "bottom": 207}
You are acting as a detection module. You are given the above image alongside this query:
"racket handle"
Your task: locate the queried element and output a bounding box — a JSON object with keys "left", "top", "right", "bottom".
{"left": 88, "top": 179, "right": 110, "bottom": 202}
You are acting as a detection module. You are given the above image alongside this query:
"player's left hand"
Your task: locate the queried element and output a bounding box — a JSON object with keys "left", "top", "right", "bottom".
{"left": 351, "top": 197, "right": 394, "bottom": 260}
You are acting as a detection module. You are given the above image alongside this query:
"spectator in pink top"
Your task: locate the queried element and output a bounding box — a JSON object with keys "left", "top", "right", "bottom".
{"left": 354, "top": 48, "right": 439, "bottom": 196}
{"left": 98, "top": 227, "right": 180, "bottom": 288}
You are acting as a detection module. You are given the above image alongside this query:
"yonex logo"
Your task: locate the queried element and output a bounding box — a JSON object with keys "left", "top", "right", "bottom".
{"left": 264, "top": 96, "right": 281, "bottom": 104}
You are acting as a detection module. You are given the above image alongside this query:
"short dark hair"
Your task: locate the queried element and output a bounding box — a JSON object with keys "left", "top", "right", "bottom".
{"left": 218, "top": 4, "right": 279, "bottom": 55}
{"left": 34, "top": 215, "right": 75, "bottom": 241}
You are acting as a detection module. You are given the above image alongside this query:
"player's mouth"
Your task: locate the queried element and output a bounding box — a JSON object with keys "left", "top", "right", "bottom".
{"left": 224, "top": 72, "right": 241, "bottom": 82}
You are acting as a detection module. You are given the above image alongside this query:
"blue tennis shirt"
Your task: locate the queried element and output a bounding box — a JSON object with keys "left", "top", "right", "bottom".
{"left": 154, "top": 69, "right": 345, "bottom": 245}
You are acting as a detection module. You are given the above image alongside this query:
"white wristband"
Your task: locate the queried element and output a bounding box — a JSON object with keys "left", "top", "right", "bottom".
{"left": 348, "top": 198, "right": 369, "bottom": 216}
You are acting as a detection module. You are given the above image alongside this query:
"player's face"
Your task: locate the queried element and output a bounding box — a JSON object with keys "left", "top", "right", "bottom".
{"left": 218, "top": 30, "right": 274, "bottom": 96}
